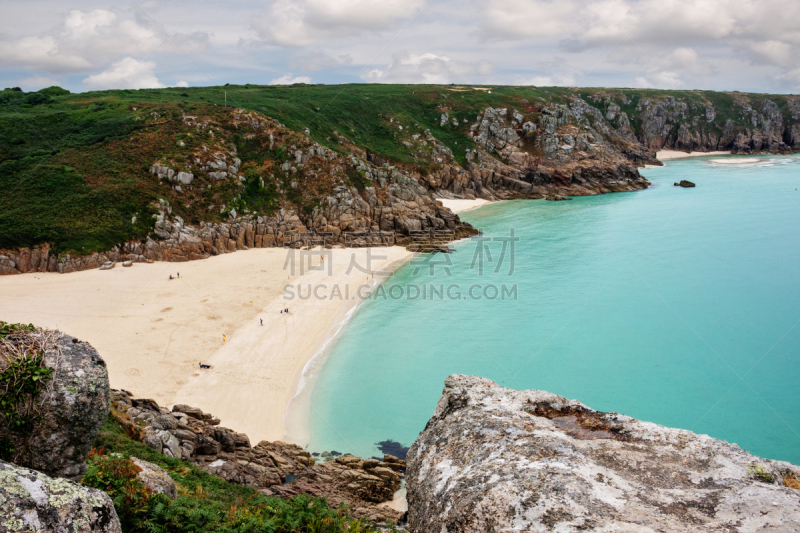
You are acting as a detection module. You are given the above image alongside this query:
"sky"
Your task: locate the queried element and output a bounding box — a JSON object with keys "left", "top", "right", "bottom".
{"left": 1, "top": 0, "right": 799, "bottom": 94}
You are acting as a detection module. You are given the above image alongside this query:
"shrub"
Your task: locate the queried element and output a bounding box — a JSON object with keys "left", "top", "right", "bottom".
{"left": 0, "top": 322, "right": 54, "bottom": 461}
{"left": 82, "top": 450, "right": 165, "bottom": 530}
{"left": 23, "top": 92, "right": 51, "bottom": 106}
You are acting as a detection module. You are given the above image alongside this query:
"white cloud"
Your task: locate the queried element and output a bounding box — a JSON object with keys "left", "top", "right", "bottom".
{"left": 251, "top": 0, "right": 425, "bottom": 46}
{"left": 523, "top": 74, "right": 577, "bottom": 87}
{"left": 290, "top": 52, "right": 353, "bottom": 72}
{"left": 0, "top": 8, "right": 209, "bottom": 74}
{"left": 16, "top": 75, "right": 63, "bottom": 91}
{"left": 747, "top": 41, "right": 794, "bottom": 68}
{"left": 82, "top": 57, "right": 166, "bottom": 90}
{"left": 479, "top": 0, "right": 800, "bottom": 85}
{"left": 363, "top": 52, "right": 495, "bottom": 84}
{"left": 269, "top": 73, "right": 312, "bottom": 85}
{"left": 0, "top": 35, "right": 92, "bottom": 73}
{"left": 175, "top": 80, "right": 189, "bottom": 87}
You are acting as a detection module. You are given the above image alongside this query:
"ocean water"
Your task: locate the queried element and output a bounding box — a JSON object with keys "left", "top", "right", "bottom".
{"left": 302, "top": 155, "right": 800, "bottom": 464}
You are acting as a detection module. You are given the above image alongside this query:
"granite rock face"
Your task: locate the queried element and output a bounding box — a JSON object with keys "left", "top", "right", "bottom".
{"left": 407, "top": 375, "right": 800, "bottom": 533}
{"left": 0, "top": 460, "right": 121, "bottom": 533}
{"left": 0, "top": 331, "right": 110, "bottom": 480}
{"left": 110, "top": 390, "right": 405, "bottom": 524}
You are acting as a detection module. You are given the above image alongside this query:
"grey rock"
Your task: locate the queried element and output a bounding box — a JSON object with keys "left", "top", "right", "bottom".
{"left": 130, "top": 457, "right": 177, "bottom": 499}
{"left": 407, "top": 375, "right": 800, "bottom": 533}
{"left": 159, "top": 431, "right": 181, "bottom": 458}
{"left": 0, "top": 334, "right": 110, "bottom": 480}
{"left": 0, "top": 460, "right": 121, "bottom": 533}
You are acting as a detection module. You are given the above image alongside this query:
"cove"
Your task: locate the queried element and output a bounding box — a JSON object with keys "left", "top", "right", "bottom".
{"left": 302, "top": 155, "right": 800, "bottom": 463}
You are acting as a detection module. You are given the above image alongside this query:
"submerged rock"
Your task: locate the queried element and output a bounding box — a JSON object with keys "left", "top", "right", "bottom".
{"left": 407, "top": 375, "right": 800, "bottom": 533}
{"left": 0, "top": 460, "right": 121, "bottom": 533}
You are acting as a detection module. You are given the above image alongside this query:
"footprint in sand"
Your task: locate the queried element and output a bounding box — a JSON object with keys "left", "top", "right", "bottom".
{"left": 160, "top": 307, "right": 173, "bottom": 313}
{"left": 125, "top": 368, "right": 140, "bottom": 376}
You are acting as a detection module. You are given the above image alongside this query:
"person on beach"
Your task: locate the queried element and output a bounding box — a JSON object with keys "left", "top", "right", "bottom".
{"left": 260, "top": 318, "right": 263, "bottom": 325}
{"left": 177, "top": 272, "right": 180, "bottom": 278}
{"left": 223, "top": 334, "right": 226, "bottom": 344}
{"left": 169, "top": 274, "right": 174, "bottom": 280}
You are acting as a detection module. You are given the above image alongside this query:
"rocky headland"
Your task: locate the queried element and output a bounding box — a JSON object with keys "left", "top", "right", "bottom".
{"left": 407, "top": 375, "right": 800, "bottom": 532}
{"left": 5, "top": 88, "right": 797, "bottom": 276}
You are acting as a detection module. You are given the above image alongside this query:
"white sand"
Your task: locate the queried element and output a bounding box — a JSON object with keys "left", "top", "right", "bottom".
{"left": 0, "top": 246, "right": 411, "bottom": 443}
{"left": 439, "top": 198, "right": 493, "bottom": 214}
{"left": 709, "top": 158, "right": 766, "bottom": 165}
{"left": 657, "top": 150, "right": 731, "bottom": 161}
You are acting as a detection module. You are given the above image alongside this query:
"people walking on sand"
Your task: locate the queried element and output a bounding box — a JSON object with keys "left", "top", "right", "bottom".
{"left": 177, "top": 272, "right": 180, "bottom": 278}
{"left": 169, "top": 274, "right": 174, "bottom": 280}
{"left": 260, "top": 318, "right": 263, "bottom": 326}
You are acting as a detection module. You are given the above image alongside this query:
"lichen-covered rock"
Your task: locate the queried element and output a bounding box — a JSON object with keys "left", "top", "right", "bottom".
{"left": 0, "top": 460, "right": 121, "bottom": 533}
{"left": 407, "top": 375, "right": 800, "bottom": 533}
{"left": 1, "top": 333, "right": 110, "bottom": 480}
{"left": 130, "top": 457, "right": 177, "bottom": 499}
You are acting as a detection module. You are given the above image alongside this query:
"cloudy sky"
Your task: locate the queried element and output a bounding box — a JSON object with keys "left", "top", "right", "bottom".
{"left": 2, "top": 0, "right": 799, "bottom": 93}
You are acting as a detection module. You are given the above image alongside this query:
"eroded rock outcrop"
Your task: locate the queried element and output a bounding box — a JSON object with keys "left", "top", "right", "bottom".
{"left": 0, "top": 460, "right": 121, "bottom": 533}
{"left": 0, "top": 329, "right": 110, "bottom": 480}
{"left": 407, "top": 375, "right": 800, "bottom": 532}
{"left": 110, "top": 390, "right": 405, "bottom": 523}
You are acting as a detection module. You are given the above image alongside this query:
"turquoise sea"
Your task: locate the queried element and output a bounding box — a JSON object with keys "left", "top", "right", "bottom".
{"left": 303, "top": 155, "right": 800, "bottom": 464}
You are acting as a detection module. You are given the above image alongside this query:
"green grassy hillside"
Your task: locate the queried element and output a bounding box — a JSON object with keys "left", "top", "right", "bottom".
{"left": 1, "top": 83, "right": 797, "bottom": 255}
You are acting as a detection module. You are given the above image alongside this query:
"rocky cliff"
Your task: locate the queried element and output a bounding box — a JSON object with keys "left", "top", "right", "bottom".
{"left": 407, "top": 375, "right": 800, "bottom": 532}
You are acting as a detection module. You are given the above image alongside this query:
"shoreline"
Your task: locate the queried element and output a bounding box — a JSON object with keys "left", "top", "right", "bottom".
{"left": 0, "top": 246, "right": 411, "bottom": 445}
{"left": 281, "top": 252, "right": 415, "bottom": 447}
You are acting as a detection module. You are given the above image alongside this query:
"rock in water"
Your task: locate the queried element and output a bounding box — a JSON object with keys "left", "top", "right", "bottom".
{"left": 675, "top": 180, "right": 696, "bottom": 187}
{"left": 0, "top": 460, "right": 121, "bottom": 532}
{"left": 407, "top": 375, "right": 800, "bottom": 532}
{"left": 0, "top": 333, "right": 110, "bottom": 479}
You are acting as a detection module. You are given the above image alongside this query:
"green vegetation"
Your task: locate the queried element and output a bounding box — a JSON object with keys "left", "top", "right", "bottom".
{"left": 85, "top": 415, "right": 389, "bottom": 533}
{"left": 748, "top": 464, "right": 775, "bottom": 483}
{"left": 1, "top": 83, "right": 797, "bottom": 255}
{"left": 0, "top": 322, "right": 53, "bottom": 460}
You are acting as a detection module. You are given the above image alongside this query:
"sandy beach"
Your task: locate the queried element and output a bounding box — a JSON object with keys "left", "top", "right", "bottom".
{"left": 0, "top": 246, "right": 411, "bottom": 443}
{"left": 439, "top": 198, "right": 493, "bottom": 214}
{"left": 656, "top": 150, "right": 732, "bottom": 161}
{"left": 709, "top": 158, "right": 767, "bottom": 165}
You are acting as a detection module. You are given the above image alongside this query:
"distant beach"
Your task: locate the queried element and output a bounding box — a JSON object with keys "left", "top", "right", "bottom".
{"left": 657, "top": 150, "right": 732, "bottom": 160}
{"left": 439, "top": 198, "right": 493, "bottom": 213}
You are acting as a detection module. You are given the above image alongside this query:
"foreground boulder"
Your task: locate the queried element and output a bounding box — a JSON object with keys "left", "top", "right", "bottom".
{"left": 407, "top": 375, "right": 800, "bottom": 532}
{"left": 0, "top": 329, "right": 110, "bottom": 479}
{"left": 0, "top": 460, "right": 121, "bottom": 532}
